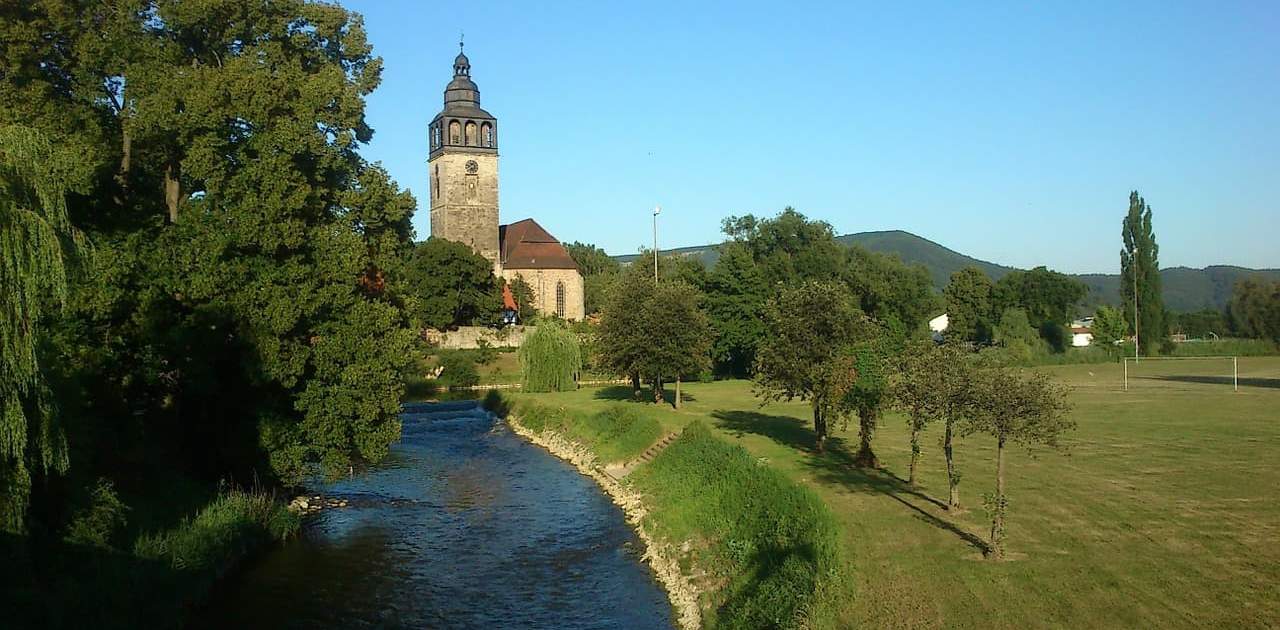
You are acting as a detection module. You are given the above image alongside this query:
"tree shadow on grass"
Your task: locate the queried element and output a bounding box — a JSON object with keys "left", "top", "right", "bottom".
{"left": 711, "top": 409, "right": 990, "bottom": 555}
{"left": 1147, "top": 375, "right": 1280, "bottom": 389}
{"left": 591, "top": 385, "right": 698, "bottom": 406}
{"left": 593, "top": 385, "right": 642, "bottom": 401}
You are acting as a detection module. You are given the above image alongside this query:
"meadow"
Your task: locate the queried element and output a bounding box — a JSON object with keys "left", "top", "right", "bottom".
{"left": 513, "top": 356, "right": 1280, "bottom": 628}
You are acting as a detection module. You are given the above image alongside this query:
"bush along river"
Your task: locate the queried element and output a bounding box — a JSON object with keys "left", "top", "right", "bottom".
{"left": 198, "top": 400, "right": 675, "bottom": 629}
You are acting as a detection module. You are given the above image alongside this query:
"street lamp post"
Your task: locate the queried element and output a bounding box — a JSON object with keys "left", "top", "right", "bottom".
{"left": 653, "top": 205, "right": 661, "bottom": 283}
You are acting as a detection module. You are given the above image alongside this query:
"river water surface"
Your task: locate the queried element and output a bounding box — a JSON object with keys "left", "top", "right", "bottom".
{"left": 199, "top": 401, "right": 675, "bottom": 629}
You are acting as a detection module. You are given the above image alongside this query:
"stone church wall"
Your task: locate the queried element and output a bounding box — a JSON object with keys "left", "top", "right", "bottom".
{"left": 425, "top": 325, "right": 532, "bottom": 350}
{"left": 502, "top": 268, "right": 585, "bottom": 322}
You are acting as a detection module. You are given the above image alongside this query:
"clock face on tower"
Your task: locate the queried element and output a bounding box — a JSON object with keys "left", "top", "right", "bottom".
{"left": 465, "top": 160, "right": 479, "bottom": 174}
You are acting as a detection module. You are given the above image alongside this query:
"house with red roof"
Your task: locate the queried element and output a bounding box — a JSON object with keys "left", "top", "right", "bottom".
{"left": 498, "top": 219, "right": 585, "bottom": 321}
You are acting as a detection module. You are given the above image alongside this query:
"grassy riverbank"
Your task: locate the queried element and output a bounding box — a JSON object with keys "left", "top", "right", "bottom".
{"left": 4, "top": 488, "right": 299, "bottom": 629}
{"left": 512, "top": 357, "right": 1280, "bottom": 628}
{"left": 494, "top": 394, "right": 844, "bottom": 629}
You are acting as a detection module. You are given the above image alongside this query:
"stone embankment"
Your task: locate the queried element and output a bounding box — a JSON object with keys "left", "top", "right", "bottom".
{"left": 506, "top": 418, "right": 701, "bottom": 630}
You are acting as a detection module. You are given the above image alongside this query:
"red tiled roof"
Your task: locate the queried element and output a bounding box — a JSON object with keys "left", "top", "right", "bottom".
{"left": 499, "top": 218, "right": 578, "bottom": 270}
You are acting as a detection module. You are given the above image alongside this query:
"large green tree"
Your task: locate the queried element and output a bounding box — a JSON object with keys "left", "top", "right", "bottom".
{"left": 1168, "top": 309, "right": 1228, "bottom": 340}
{"left": 565, "top": 241, "right": 619, "bottom": 277}
{"left": 1228, "top": 278, "right": 1280, "bottom": 342}
{"left": 704, "top": 208, "right": 847, "bottom": 377}
{"left": 597, "top": 265, "right": 652, "bottom": 394}
{"left": 1121, "top": 191, "right": 1165, "bottom": 355}
{"left": 636, "top": 280, "right": 712, "bottom": 406}
{"left": 944, "top": 267, "right": 994, "bottom": 343}
{"left": 0, "top": 126, "right": 85, "bottom": 532}
{"left": 1090, "top": 305, "right": 1128, "bottom": 350}
{"left": 597, "top": 264, "right": 711, "bottom": 405}
{"left": 722, "top": 208, "right": 844, "bottom": 287}
{"left": 843, "top": 246, "right": 940, "bottom": 334}
{"left": 565, "top": 241, "right": 619, "bottom": 315}
{"left": 992, "top": 266, "right": 1087, "bottom": 330}
{"left": 703, "top": 242, "right": 768, "bottom": 377}
{"left": 404, "top": 238, "right": 501, "bottom": 330}
{"left": 754, "top": 282, "right": 870, "bottom": 452}
{"left": 3, "top": 0, "right": 420, "bottom": 494}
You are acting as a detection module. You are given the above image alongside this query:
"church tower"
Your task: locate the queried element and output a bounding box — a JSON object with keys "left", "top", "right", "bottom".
{"left": 428, "top": 43, "right": 501, "bottom": 272}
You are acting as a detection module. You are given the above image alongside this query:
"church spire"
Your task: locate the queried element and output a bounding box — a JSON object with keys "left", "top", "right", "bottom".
{"left": 429, "top": 43, "right": 497, "bottom": 158}
{"left": 453, "top": 34, "right": 470, "bottom": 77}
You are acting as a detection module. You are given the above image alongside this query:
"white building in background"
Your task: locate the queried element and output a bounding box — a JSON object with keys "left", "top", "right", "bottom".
{"left": 1070, "top": 325, "right": 1094, "bottom": 347}
{"left": 928, "top": 313, "right": 949, "bottom": 342}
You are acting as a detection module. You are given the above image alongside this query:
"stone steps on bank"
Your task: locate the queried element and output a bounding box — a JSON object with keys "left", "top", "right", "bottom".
{"left": 604, "top": 430, "right": 682, "bottom": 480}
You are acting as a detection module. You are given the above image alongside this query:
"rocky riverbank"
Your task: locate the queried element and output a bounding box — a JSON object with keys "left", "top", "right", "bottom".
{"left": 505, "top": 415, "right": 702, "bottom": 630}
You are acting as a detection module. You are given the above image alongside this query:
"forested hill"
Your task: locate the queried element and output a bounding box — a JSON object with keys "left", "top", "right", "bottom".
{"left": 614, "top": 230, "right": 1279, "bottom": 311}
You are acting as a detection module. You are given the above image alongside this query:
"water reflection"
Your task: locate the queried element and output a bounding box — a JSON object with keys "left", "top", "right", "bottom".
{"left": 199, "top": 401, "right": 674, "bottom": 629}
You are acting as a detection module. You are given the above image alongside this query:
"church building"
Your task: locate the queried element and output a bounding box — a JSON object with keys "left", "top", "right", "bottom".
{"left": 428, "top": 45, "right": 585, "bottom": 321}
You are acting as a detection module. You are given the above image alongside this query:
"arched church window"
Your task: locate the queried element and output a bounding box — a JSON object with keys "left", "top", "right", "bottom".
{"left": 555, "top": 281, "right": 566, "bottom": 318}
{"left": 482, "top": 123, "right": 493, "bottom": 147}
{"left": 465, "top": 121, "right": 477, "bottom": 146}
{"left": 449, "top": 120, "right": 460, "bottom": 144}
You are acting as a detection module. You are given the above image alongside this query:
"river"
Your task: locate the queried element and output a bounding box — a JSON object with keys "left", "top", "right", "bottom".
{"left": 198, "top": 400, "right": 675, "bottom": 629}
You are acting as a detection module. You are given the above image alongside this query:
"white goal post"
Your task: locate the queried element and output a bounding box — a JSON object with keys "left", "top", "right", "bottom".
{"left": 1122, "top": 355, "right": 1239, "bottom": 392}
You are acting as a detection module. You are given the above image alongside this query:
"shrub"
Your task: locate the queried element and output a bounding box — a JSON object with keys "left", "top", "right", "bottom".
{"left": 64, "top": 478, "right": 129, "bottom": 549}
{"left": 437, "top": 351, "right": 480, "bottom": 388}
{"left": 1039, "top": 321, "right": 1071, "bottom": 353}
{"left": 474, "top": 340, "right": 499, "bottom": 366}
{"left": 134, "top": 490, "right": 298, "bottom": 572}
{"left": 481, "top": 390, "right": 513, "bottom": 417}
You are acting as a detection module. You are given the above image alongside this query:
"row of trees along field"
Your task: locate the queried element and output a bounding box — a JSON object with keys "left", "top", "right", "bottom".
{"left": 0, "top": 0, "right": 496, "bottom": 577}
{"left": 452, "top": 194, "right": 1274, "bottom": 381}
{"left": 580, "top": 207, "right": 1140, "bottom": 394}
{"left": 583, "top": 209, "right": 1076, "bottom": 557}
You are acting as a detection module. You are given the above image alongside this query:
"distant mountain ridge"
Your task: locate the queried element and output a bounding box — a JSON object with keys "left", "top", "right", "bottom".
{"left": 614, "top": 230, "right": 1279, "bottom": 312}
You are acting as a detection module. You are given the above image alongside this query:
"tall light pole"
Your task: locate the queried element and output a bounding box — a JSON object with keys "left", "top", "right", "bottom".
{"left": 653, "top": 204, "right": 661, "bottom": 283}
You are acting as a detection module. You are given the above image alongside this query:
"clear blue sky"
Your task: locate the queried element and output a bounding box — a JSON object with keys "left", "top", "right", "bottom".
{"left": 344, "top": 0, "right": 1278, "bottom": 274}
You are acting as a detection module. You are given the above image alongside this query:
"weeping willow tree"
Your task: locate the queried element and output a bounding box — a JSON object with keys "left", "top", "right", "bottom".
{"left": 1, "top": 126, "right": 86, "bottom": 532}
{"left": 518, "top": 320, "right": 582, "bottom": 393}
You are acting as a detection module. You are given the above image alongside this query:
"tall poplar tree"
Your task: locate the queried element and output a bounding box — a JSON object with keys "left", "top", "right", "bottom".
{"left": 1120, "top": 191, "right": 1164, "bottom": 355}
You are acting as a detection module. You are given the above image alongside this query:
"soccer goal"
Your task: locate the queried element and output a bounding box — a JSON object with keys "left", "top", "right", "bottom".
{"left": 1122, "top": 355, "right": 1239, "bottom": 392}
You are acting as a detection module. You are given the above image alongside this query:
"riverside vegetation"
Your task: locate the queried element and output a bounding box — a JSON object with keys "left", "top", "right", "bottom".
{"left": 490, "top": 393, "right": 843, "bottom": 629}
{"left": 508, "top": 357, "right": 1280, "bottom": 628}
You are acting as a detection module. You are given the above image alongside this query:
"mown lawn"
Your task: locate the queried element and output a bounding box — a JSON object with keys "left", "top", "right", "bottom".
{"left": 513, "top": 357, "right": 1280, "bottom": 628}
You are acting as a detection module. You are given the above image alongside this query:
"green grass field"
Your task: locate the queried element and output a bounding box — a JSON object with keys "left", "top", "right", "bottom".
{"left": 513, "top": 356, "right": 1280, "bottom": 628}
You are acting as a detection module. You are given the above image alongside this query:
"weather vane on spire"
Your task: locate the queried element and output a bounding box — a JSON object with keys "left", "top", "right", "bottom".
{"left": 459, "top": 32, "right": 464, "bottom": 52}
